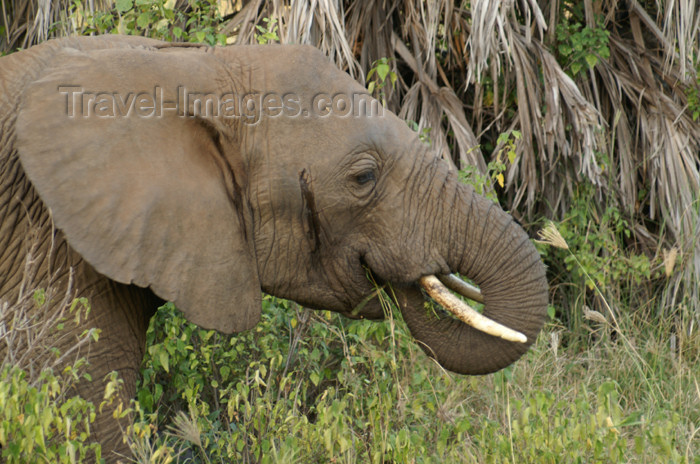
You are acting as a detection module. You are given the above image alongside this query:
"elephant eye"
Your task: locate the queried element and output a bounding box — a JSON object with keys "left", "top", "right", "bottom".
{"left": 355, "top": 170, "right": 376, "bottom": 185}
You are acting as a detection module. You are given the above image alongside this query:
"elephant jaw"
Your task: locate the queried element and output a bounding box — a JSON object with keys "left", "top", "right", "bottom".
{"left": 418, "top": 275, "right": 527, "bottom": 344}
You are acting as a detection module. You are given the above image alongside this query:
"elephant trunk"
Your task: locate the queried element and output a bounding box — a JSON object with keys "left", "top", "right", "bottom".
{"left": 398, "top": 182, "right": 548, "bottom": 375}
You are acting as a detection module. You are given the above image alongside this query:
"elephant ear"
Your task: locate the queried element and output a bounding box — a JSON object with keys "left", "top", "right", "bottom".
{"left": 15, "top": 43, "right": 261, "bottom": 333}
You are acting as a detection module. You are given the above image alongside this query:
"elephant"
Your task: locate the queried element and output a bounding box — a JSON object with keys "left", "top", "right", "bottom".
{"left": 0, "top": 35, "right": 548, "bottom": 461}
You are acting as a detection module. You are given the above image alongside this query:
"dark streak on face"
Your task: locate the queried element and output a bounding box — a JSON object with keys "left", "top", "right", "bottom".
{"left": 299, "top": 168, "right": 321, "bottom": 253}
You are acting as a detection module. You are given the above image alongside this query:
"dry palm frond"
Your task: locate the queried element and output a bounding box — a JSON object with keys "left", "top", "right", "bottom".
{"left": 579, "top": 2, "right": 700, "bottom": 313}
{"left": 287, "top": 0, "right": 358, "bottom": 76}
{"left": 391, "top": 1, "right": 489, "bottom": 172}
{"left": 220, "top": 0, "right": 264, "bottom": 42}
{"left": 0, "top": 0, "right": 113, "bottom": 53}
{"left": 465, "top": 0, "right": 546, "bottom": 85}
{"left": 658, "top": 0, "right": 700, "bottom": 79}
{"left": 536, "top": 42, "right": 602, "bottom": 181}
{"left": 226, "top": 0, "right": 361, "bottom": 76}
{"left": 392, "top": 31, "right": 485, "bottom": 172}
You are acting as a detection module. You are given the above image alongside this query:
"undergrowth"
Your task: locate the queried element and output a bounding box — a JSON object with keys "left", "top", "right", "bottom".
{"left": 0, "top": 287, "right": 104, "bottom": 463}
{"left": 121, "top": 282, "right": 698, "bottom": 464}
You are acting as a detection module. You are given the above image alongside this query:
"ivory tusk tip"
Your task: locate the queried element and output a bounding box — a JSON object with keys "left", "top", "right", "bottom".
{"left": 506, "top": 332, "right": 528, "bottom": 344}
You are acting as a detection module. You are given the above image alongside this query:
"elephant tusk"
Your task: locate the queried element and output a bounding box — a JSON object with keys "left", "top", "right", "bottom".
{"left": 418, "top": 275, "right": 528, "bottom": 344}
{"left": 437, "top": 274, "right": 484, "bottom": 303}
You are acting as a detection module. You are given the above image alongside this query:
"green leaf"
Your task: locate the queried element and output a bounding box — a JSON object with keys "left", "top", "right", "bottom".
{"left": 33, "top": 289, "right": 46, "bottom": 306}
{"left": 585, "top": 54, "right": 598, "bottom": 69}
{"left": 104, "top": 380, "right": 117, "bottom": 400}
{"left": 571, "top": 62, "right": 582, "bottom": 75}
{"left": 558, "top": 44, "right": 573, "bottom": 56}
{"left": 618, "top": 411, "right": 643, "bottom": 427}
{"left": 136, "top": 12, "right": 151, "bottom": 28}
{"left": 310, "top": 372, "right": 320, "bottom": 386}
{"left": 115, "top": 0, "right": 133, "bottom": 13}
{"left": 137, "top": 389, "right": 153, "bottom": 411}
{"left": 159, "top": 350, "right": 169, "bottom": 373}
{"left": 376, "top": 63, "right": 390, "bottom": 82}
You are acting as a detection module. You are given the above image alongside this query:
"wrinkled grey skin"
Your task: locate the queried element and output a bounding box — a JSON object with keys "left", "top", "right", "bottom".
{"left": 0, "top": 36, "right": 548, "bottom": 460}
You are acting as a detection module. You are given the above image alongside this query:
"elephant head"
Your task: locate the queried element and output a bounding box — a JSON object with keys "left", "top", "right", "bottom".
{"left": 13, "top": 36, "right": 548, "bottom": 375}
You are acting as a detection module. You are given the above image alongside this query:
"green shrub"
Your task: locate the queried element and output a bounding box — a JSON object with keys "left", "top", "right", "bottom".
{"left": 536, "top": 182, "right": 661, "bottom": 339}
{"left": 0, "top": 364, "right": 102, "bottom": 463}
{"left": 67, "top": 0, "right": 227, "bottom": 45}
{"left": 556, "top": 18, "right": 611, "bottom": 76}
{"left": 0, "top": 286, "right": 108, "bottom": 463}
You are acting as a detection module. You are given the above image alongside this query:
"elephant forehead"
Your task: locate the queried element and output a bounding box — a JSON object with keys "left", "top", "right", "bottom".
{"left": 214, "top": 45, "right": 394, "bottom": 127}
{"left": 216, "top": 44, "right": 361, "bottom": 92}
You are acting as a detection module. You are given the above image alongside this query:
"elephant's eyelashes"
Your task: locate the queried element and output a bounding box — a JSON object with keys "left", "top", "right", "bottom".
{"left": 355, "top": 171, "right": 376, "bottom": 185}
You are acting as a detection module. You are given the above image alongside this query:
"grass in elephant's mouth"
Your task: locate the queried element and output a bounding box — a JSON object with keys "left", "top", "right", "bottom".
{"left": 3, "top": 289, "right": 697, "bottom": 463}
